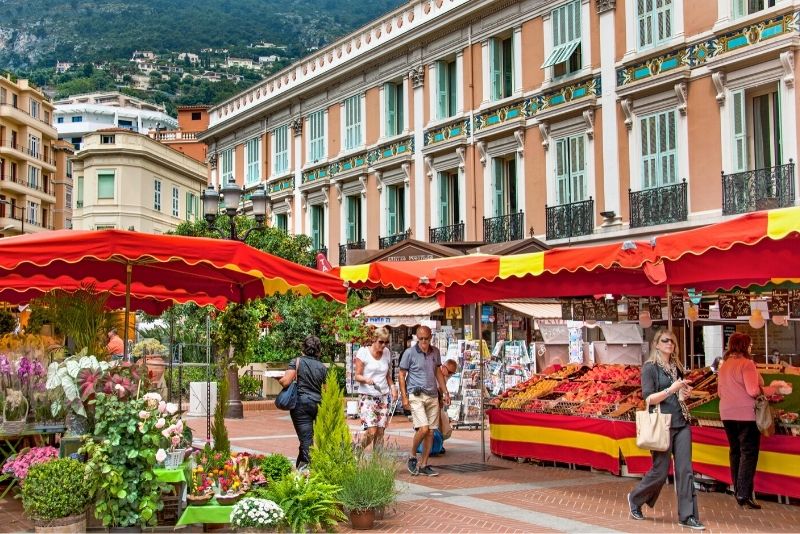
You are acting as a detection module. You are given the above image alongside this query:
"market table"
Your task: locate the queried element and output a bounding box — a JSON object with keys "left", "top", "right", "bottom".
{"left": 0, "top": 427, "right": 65, "bottom": 499}
{"left": 175, "top": 499, "right": 233, "bottom": 527}
{"left": 154, "top": 462, "right": 190, "bottom": 524}
{"left": 488, "top": 409, "right": 800, "bottom": 499}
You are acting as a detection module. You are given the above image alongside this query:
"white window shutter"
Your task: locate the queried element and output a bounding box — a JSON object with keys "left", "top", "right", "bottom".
{"left": 384, "top": 83, "right": 395, "bottom": 136}
{"left": 570, "top": 135, "right": 587, "bottom": 201}
{"left": 641, "top": 115, "right": 657, "bottom": 189}
{"left": 555, "top": 138, "right": 569, "bottom": 204}
{"left": 493, "top": 159, "right": 505, "bottom": 217}
{"left": 437, "top": 61, "right": 448, "bottom": 119}
{"left": 656, "top": 0, "right": 672, "bottom": 43}
{"left": 732, "top": 0, "right": 746, "bottom": 19}
{"left": 732, "top": 89, "right": 747, "bottom": 172}
{"left": 438, "top": 172, "right": 449, "bottom": 226}
{"left": 490, "top": 38, "right": 502, "bottom": 100}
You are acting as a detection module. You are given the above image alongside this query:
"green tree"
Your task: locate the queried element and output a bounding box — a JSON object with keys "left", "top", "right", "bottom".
{"left": 309, "top": 368, "right": 355, "bottom": 486}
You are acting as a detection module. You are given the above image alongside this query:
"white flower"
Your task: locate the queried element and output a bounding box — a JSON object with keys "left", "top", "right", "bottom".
{"left": 143, "top": 392, "right": 162, "bottom": 402}
{"left": 166, "top": 402, "right": 178, "bottom": 415}
{"left": 155, "top": 448, "right": 167, "bottom": 463}
{"left": 138, "top": 410, "right": 150, "bottom": 419}
{"left": 155, "top": 418, "right": 166, "bottom": 429}
{"left": 158, "top": 400, "right": 167, "bottom": 413}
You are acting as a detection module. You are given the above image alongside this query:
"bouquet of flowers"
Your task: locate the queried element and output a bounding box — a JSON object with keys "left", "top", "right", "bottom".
{"left": 190, "top": 466, "right": 214, "bottom": 496}
{"left": 230, "top": 498, "right": 285, "bottom": 530}
{"left": 1, "top": 446, "right": 58, "bottom": 482}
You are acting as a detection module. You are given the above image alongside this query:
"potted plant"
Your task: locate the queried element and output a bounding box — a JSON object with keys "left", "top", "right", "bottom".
{"left": 131, "top": 338, "right": 168, "bottom": 383}
{"left": 337, "top": 451, "right": 397, "bottom": 530}
{"left": 258, "top": 472, "right": 345, "bottom": 532}
{"left": 230, "top": 497, "right": 285, "bottom": 532}
{"left": 21, "top": 457, "right": 94, "bottom": 533}
{"left": 45, "top": 353, "right": 111, "bottom": 435}
{"left": 187, "top": 466, "right": 213, "bottom": 506}
{"left": 155, "top": 410, "right": 186, "bottom": 470}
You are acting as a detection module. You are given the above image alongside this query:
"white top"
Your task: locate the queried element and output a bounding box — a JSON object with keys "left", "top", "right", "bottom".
{"left": 356, "top": 346, "right": 391, "bottom": 397}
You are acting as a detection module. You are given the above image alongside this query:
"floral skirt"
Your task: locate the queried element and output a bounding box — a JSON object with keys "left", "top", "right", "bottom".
{"left": 359, "top": 394, "right": 389, "bottom": 429}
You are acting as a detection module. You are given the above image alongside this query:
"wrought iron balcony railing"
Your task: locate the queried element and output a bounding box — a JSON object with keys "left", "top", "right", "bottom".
{"left": 338, "top": 240, "right": 365, "bottom": 266}
{"left": 483, "top": 210, "right": 524, "bottom": 244}
{"left": 629, "top": 179, "right": 688, "bottom": 229}
{"left": 722, "top": 161, "right": 795, "bottom": 215}
{"left": 429, "top": 221, "right": 464, "bottom": 243}
{"left": 379, "top": 230, "right": 410, "bottom": 249}
{"left": 545, "top": 198, "right": 594, "bottom": 240}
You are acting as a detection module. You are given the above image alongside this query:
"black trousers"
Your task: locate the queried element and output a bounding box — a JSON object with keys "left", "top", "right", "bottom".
{"left": 722, "top": 420, "right": 761, "bottom": 500}
{"left": 629, "top": 425, "right": 698, "bottom": 522}
{"left": 290, "top": 398, "right": 320, "bottom": 468}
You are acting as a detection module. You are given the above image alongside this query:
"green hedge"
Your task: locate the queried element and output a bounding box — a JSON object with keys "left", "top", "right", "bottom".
{"left": 165, "top": 365, "right": 217, "bottom": 398}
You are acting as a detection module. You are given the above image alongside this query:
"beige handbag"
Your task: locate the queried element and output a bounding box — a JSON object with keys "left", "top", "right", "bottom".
{"left": 635, "top": 402, "right": 672, "bottom": 451}
{"left": 755, "top": 395, "right": 775, "bottom": 436}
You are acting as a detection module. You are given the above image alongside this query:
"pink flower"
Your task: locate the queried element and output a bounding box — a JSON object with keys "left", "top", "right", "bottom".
{"left": 155, "top": 449, "right": 167, "bottom": 463}
{"left": 137, "top": 422, "right": 145, "bottom": 433}
{"left": 158, "top": 401, "right": 167, "bottom": 413}
{"left": 171, "top": 435, "right": 181, "bottom": 446}
{"left": 138, "top": 410, "right": 150, "bottom": 419}
{"left": 155, "top": 418, "right": 166, "bottom": 429}
{"left": 161, "top": 428, "right": 171, "bottom": 438}
{"left": 166, "top": 402, "right": 178, "bottom": 415}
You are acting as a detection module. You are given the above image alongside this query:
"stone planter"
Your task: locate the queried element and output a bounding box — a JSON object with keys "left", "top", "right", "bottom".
{"left": 33, "top": 513, "right": 86, "bottom": 533}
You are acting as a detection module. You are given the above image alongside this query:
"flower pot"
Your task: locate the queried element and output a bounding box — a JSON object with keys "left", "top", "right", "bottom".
{"left": 143, "top": 355, "right": 166, "bottom": 383}
{"left": 164, "top": 449, "right": 185, "bottom": 469}
{"left": 33, "top": 513, "right": 86, "bottom": 533}
{"left": 215, "top": 492, "right": 243, "bottom": 506}
{"left": 2, "top": 389, "right": 28, "bottom": 434}
{"left": 348, "top": 508, "right": 376, "bottom": 530}
{"left": 187, "top": 493, "right": 213, "bottom": 506}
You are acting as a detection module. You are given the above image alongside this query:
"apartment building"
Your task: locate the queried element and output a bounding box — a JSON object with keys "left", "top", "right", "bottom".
{"left": 0, "top": 75, "right": 69, "bottom": 237}
{"left": 200, "top": 0, "right": 800, "bottom": 266}
{"left": 70, "top": 129, "right": 206, "bottom": 234}
{"left": 54, "top": 92, "right": 178, "bottom": 150}
{"left": 147, "top": 106, "right": 209, "bottom": 163}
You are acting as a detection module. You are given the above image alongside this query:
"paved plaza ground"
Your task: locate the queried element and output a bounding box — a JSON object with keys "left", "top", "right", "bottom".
{"left": 1, "top": 406, "right": 798, "bottom": 533}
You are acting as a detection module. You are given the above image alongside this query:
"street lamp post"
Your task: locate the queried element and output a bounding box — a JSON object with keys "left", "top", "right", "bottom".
{"left": 200, "top": 181, "right": 268, "bottom": 419}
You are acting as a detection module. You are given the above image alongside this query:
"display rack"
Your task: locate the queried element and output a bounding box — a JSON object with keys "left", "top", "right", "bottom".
{"left": 492, "top": 340, "right": 530, "bottom": 395}
{"left": 449, "top": 339, "right": 490, "bottom": 430}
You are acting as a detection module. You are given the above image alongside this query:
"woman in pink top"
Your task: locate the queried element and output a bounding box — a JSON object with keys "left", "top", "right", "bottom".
{"left": 718, "top": 333, "right": 764, "bottom": 510}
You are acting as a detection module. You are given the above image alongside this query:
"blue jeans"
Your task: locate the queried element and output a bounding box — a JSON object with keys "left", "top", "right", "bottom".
{"left": 289, "top": 398, "right": 319, "bottom": 467}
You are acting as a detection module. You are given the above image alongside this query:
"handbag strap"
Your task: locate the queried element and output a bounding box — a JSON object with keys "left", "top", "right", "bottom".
{"left": 294, "top": 357, "right": 301, "bottom": 383}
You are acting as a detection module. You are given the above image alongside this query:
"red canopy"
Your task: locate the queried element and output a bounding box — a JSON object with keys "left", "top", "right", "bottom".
{"left": 0, "top": 229, "right": 347, "bottom": 306}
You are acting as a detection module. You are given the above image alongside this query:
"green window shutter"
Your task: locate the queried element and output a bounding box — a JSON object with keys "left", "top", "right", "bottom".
{"left": 397, "top": 84, "right": 404, "bottom": 134}
{"left": 508, "top": 157, "right": 518, "bottom": 213}
{"left": 638, "top": 0, "right": 654, "bottom": 48}
{"left": 732, "top": 89, "right": 747, "bottom": 172}
{"left": 656, "top": 0, "right": 672, "bottom": 43}
{"left": 346, "top": 196, "right": 356, "bottom": 242}
{"left": 438, "top": 172, "right": 449, "bottom": 226}
{"left": 555, "top": 138, "right": 569, "bottom": 204}
{"left": 659, "top": 110, "right": 677, "bottom": 184}
{"left": 641, "top": 115, "right": 658, "bottom": 189}
{"left": 732, "top": 0, "right": 746, "bottom": 19}
{"left": 490, "top": 38, "right": 502, "bottom": 101}
{"left": 384, "top": 83, "right": 396, "bottom": 136}
{"left": 448, "top": 61, "right": 457, "bottom": 116}
{"left": 185, "top": 192, "right": 190, "bottom": 220}
{"left": 397, "top": 187, "right": 405, "bottom": 231}
{"left": 437, "top": 61, "right": 448, "bottom": 119}
{"left": 76, "top": 176, "right": 84, "bottom": 206}
{"left": 492, "top": 159, "right": 505, "bottom": 217}
{"left": 570, "top": 135, "right": 587, "bottom": 201}
{"left": 502, "top": 37, "right": 513, "bottom": 99}
{"left": 97, "top": 173, "right": 114, "bottom": 199}
{"left": 386, "top": 186, "right": 397, "bottom": 235}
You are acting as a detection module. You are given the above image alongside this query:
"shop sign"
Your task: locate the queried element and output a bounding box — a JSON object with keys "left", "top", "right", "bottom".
{"left": 445, "top": 307, "right": 462, "bottom": 319}
{"left": 626, "top": 297, "right": 640, "bottom": 321}
{"left": 770, "top": 289, "right": 789, "bottom": 316}
{"left": 670, "top": 294, "right": 684, "bottom": 319}
{"left": 791, "top": 290, "right": 800, "bottom": 319}
{"left": 648, "top": 297, "right": 663, "bottom": 320}
{"left": 481, "top": 305, "right": 492, "bottom": 322}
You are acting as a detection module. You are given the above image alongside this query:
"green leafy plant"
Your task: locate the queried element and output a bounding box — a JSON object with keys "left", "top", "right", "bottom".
{"left": 239, "top": 373, "right": 262, "bottom": 399}
{"left": 258, "top": 453, "right": 293, "bottom": 483}
{"left": 165, "top": 365, "right": 215, "bottom": 398}
{"left": 35, "top": 286, "right": 112, "bottom": 356}
{"left": 21, "top": 458, "right": 94, "bottom": 521}
{"left": 131, "top": 338, "right": 167, "bottom": 357}
{"left": 45, "top": 353, "right": 110, "bottom": 418}
{"left": 309, "top": 369, "right": 356, "bottom": 488}
{"left": 258, "top": 473, "right": 345, "bottom": 533}
{"left": 0, "top": 309, "right": 16, "bottom": 336}
{"left": 82, "top": 392, "right": 167, "bottom": 528}
{"left": 338, "top": 450, "right": 397, "bottom": 512}
{"left": 211, "top": 361, "right": 230, "bottom": 454}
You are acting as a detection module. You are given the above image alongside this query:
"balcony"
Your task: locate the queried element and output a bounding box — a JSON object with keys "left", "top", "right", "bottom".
{"left": 483, "top": 211, "right": 524, "bottom": 244}
{"left": 338, "top": 240, "right": 365, "bottom": 266}
{"left": 629, "top": 180, "right": 687, "bottom": 229}
{"left": 429, "top": 221, "right": 464, "bottom": 244}
{"left": 0, "top": 102, "right": 57, "bottom": 137}
{"left": 722, "top": 161, "right": 795, "bottom": 215}
{"left": 379, "top": 230, "right": 410, "bottom": 249}
{"left": 546, "top": 198, "right": 594, "bottom": 240}
{"left": 0, "top": 139, "right": 57, "bottom": 168}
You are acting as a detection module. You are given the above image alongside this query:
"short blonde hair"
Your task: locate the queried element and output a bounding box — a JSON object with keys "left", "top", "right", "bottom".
{"left": 372, "top": 326, "right": 390, "bottom": 342}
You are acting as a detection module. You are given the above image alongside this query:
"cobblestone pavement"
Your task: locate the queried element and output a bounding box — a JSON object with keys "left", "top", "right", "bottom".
{"left": 2, "top": 406, "right": 797, "bottom": 533}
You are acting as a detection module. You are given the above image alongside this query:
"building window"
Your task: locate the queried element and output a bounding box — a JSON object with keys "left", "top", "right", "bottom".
{"left": 57, "top": 117, "right": 64, "bottom": 124}
{"left": 76, "top": 176, "right": 84, "bottom": 207}
{"left": 385, "top": 184, "right": 405, "bottom": 235}
{"left": 384, "top": 82, "right": 404, "bottom": 137}
{"left": 344, "top": 94, "right": 362, "bottom": 150}
{"left": 71, "top": 116, "right": 83, "bottom": 123}
{"left": 172, "top": 186, "right": 179, "bottom": 217}
{"left": 29, "top": 100, "right": 39, "bottom": 119}
{"left": 100, "top": 135, "right": 115, "bottom": 144}
{"left": 492, "top": 156, "right": 518, "bottom": 216}
{"left": 436, "top": 59, "right": 458, "bottom": 120}
{"left": 310, "top": 204, "right": 325, "bottom": 250}
{"left": 490, "top": 36, "right": 514, "bottom": 100}
{"left": 733, "top": 0, "right": 777, "bottom": 18}
{"left": 191, "top": 112, "right": 202, "bottom": 120}
{"left": 27, "top": 201, "right": 37, "bottom": 225}
{"left": 153, "top": 179, "right": 162, "bottom": 211}
{"left": 640, "top": 109, "right": 678, "bottom": 188}
{"left": 66, "top": 187, "right": 72, "bottom": 209}
{"left": 44, "top": 110, "right": 50, "bottom": 123}
{"left": 345, "top": 195, "right": 362, "bottom": 243}
{"left": 554, "top": 135, "right": 588, "bottom": 204}
{"left": 638, "top": 0, "right": 673, "bottom": 49}
{"left": 71, "top": 137, "right": 82, "bottom": 150}
{"left": 308, "top": 110, "right": 325, "bottom": 163}
{"left": 220, "top": 148, "right": 234, "bottom": 183}
{"left": 185, "top": 192, "right": 199, "bottom": 221}
{"left": 730, "top": 85, "right": 782, "bottom": 172}
{"left": 97, "top": 172, "right": 115, "bottom": 199}
{"left": 27, "top": 166, "right": 40, "bottom": 189}
{"left": 437, "top": 171, "right": 460, "bottom": 227}
{"left": 542, "top": 0, "right": 582, "bottom": 77}
{"left": 245, "top": 136, "right": 261, "bottom": 184}
{"left": 28, "top": 135, "right": 40, "bottom": 158}
{"left": 273, "top": 126, "right": 289, "bottom": 175}
{"left": 275, "top": 213, "right": 288, "bottom": 232}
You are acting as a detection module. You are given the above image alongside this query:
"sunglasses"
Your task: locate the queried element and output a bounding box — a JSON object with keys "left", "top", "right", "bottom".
{"left": 417, "top": 336, "right": 431, "bottom": 341}
{"left": 375, "top": 340, "right": 386, "bottom": 345}
{"left": 659, "top": 338, "right": 675, "bottom": 344}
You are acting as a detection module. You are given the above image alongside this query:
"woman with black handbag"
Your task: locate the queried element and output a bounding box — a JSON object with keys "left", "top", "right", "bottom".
{"left": 627, "top": 328, "right": 704, "bottom": 530}
{"left": 277, "top": 335, "right": 328, "bottom": 469}
{"left": 718, "top": 332, "right": 765, "bottom": 509}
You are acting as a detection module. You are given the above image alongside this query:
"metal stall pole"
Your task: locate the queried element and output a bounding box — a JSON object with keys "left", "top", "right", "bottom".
{"left": 206, "top": 313, "right": 212, "bottom": 443}
{"left": 477, "top": 302, "right": 487, "bottom": 463}
{"left": 168, "top": 312, "right": 175, "bottom": 403}
{"left": 764, "top": 321, "right": 769, "bottom": 364}
{"left": 688, "top": 319, "right": 694, "bottom": 370}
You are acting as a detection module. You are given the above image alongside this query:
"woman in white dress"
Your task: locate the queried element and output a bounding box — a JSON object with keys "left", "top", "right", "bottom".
{"left": 354, "top": 327, "right": 397, "bottom": 450}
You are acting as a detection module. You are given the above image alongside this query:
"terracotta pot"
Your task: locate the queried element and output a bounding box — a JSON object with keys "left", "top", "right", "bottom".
{"left": 348, "top": 508, "right": 376, "bottom": 530}
{"left": 187, "top": 493, "right": 213, "bottom": 506}
{"left": 143, "top": 355, "right": 166, "bottom": 383}
{"left": 34, "top": 513, "right": 86, "bottom": 533}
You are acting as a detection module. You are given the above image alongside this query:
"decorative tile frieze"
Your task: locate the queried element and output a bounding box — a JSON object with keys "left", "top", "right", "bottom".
{"left": 367, "top": 136, "right": 414, "bottom": 165}
{"left": 299, "top": 136, "right": 414, "bottom": 184}
{"left": 617, "top": 11, "right": 800, "bottom": 87}
{"left": 268, "top": 177, "right": 294, "bottom": 195}
{"left": 424, "top": 118, "right": 471, "bottom": 146}
{"left": 301, "top": 165, "right": 330, "bottom": 184}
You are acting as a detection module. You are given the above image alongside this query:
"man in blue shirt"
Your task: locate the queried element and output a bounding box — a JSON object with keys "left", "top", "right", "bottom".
{"left": 399, "top": 325, "right": 449, "bottom": 476}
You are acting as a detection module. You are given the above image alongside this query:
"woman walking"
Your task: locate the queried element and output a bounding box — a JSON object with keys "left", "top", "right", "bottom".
{"left": 627, "top": 328, "right": 704, "bottom": 530}
{"left": 354, "top": 327, "right": 396, "bottom": 450}
{"left": 277, "top": 335, "right": 328, "bottom": 469}
{"left": 718, "top": 332, "right": 764, "bottom": 509}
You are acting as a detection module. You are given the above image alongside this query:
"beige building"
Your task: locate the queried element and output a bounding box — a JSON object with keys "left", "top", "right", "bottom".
{"left": 0, "top": 74, "right": 70, "bottom": 237}
{"left": 200, "top": 0, "right": 800, "bottom": 266}
{"left": 71, "top": 128, "right": 206, "bottom": 233}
